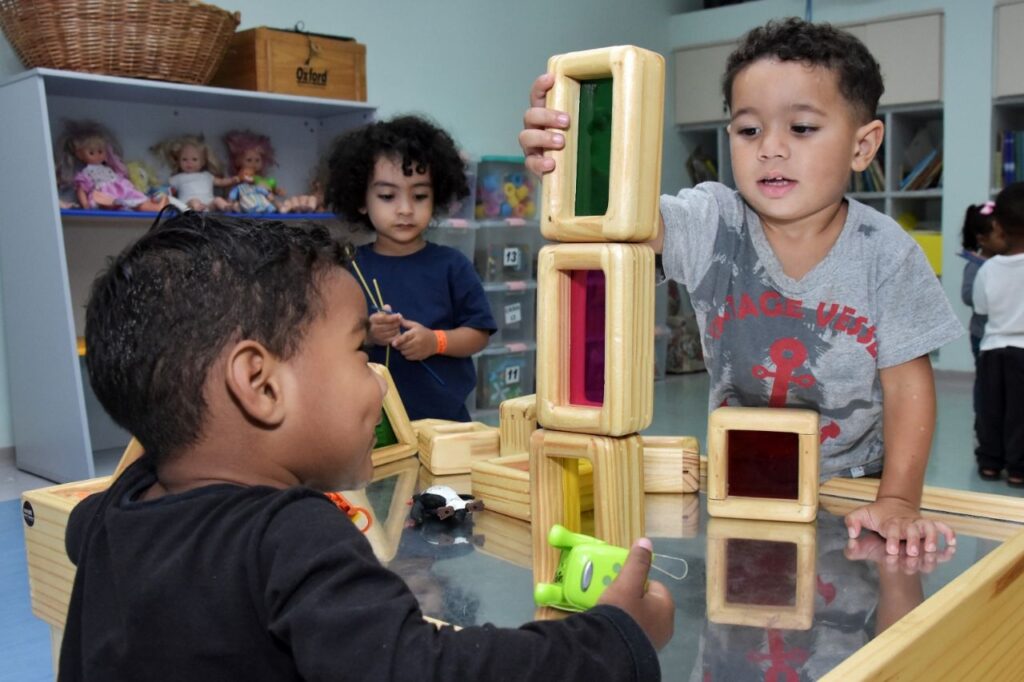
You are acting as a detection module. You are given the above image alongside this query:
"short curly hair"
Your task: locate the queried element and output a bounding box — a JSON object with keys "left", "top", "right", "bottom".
{"left": 325, "top": 115, "right": 469, "bottom": 229}
{"left": 722, "top": 17, "right": 884, "bottom": 123}
{"left": 84, "top": 211, "right": 353, "bottom": 463}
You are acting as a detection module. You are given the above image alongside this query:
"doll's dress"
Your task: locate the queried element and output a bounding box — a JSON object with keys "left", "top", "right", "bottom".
{"left": 169, "top": 171, "right": 216, "bottom": 204}
{"left": 229, "top": 181, "right": 275, "bottom": 213}
{"left": 75, "top": 163, "right": 148, "bottom": 208}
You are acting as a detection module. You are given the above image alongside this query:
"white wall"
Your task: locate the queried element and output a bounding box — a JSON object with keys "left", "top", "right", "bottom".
{"left": 0, "top": 0, "right": 692, "bottom": 450}
{"left": 669, "top": 0, "right": 998, "bottom": 372}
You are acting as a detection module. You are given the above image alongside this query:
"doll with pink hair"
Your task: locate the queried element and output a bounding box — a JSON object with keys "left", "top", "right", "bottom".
{"left": 56, "top": 120, "right": 167, "bottom": 212}
{"left": 222, "top": 129, "right": 288, "bottom": 213}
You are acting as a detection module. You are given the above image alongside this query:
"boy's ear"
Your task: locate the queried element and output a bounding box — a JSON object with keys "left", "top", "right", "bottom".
{"left": 224, "top": 340, "right": 287, "bottom": 427}
{"left": 851, "top": 119, "right": 884, "bottom": 172}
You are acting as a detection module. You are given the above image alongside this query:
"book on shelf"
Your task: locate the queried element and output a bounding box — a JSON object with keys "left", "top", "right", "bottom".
{"left": 899, "top": 148, "right": 940, "bottom": 191}
{"left": 1003, "top": 130, "right": 1017, "bottom": 188}
{"left": 849, "top": 158, "right": 885, "bottom": 193}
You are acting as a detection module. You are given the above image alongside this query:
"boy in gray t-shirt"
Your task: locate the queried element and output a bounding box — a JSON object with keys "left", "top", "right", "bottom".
{"left": 521, "top": 18, "right": 962, "bottom": 556}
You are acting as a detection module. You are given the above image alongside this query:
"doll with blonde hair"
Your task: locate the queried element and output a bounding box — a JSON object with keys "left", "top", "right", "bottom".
{"left": 222, "top": 129, "right": 287, "bottom": 213}
{"left": 56, "top": 120, "right": 167, "bottom": 212}
{"left": 152, "top": 134, "right": 236, "bottom": 212}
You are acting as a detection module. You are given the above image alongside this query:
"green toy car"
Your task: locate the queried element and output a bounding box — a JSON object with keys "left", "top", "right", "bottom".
{"left": 533, "top": 524, "right": 630, "bottom": 612}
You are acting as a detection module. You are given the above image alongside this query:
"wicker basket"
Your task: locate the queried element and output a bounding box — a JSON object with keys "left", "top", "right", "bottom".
{"left": 0, "top": 0, "right": 240, "bottom": 85}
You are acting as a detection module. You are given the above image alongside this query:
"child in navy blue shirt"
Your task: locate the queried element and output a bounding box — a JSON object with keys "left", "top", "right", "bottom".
{"left": 326, "top": 115, "right": 496, "bottom": 421}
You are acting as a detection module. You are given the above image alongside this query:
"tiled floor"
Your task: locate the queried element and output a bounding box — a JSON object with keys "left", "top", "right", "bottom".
{"left": 0, "top": 369, "right": 1019, "bottom": 680}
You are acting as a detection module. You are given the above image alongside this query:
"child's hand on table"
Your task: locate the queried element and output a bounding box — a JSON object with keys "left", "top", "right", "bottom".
{"left": 597, "top": 538, "right": 675, "bottom": 651}
{"left": 845, "top": 497, "right": 956, "bottom": 556}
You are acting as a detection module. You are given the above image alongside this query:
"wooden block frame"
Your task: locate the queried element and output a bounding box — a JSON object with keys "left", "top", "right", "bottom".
{"left": 529, "top": 429, "right": 644, "bottom": 588}
{"left": 536, "top": 243, "right": 654, "bottom": 436}
{"left": 706, "top": 518, "right": 817, "bottom": 630}
{"left": 471, "top": 453, "right": 594, "bottom": 522}
{"left": 642, "top": 435, "right": 699, "bottom": 493}
{"left": 370, "top": 363, "right": 418, "bottom": 466}
{"left": 541, "top": 45, "right": 664, "bottom": 243}
{"left": 707, "top": 406, "right": 820, "bottom": 523}
{"left": 498, "top": 394, "right": 538, "bottom": 457}
{"left": 412, "top": 418, "right": 500, "bottom": 475}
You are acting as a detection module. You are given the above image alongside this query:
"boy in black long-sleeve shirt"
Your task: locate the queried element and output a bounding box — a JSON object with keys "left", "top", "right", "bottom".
{"left": 59, "top": 212, "right": 674, "bottom": 681}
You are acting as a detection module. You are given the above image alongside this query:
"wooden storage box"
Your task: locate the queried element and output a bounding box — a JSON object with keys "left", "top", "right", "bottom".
{"left": 210, "top": 27, "right": 367, "bottom": 101}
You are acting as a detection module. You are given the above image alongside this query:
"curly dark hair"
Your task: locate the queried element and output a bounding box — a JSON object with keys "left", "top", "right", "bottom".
{"left": 995, "top": 182, "right": 1024, "bottom": 237}
{"left": 961, "top": 204, "right": 996, "bottom": 251}
{"left": 324, "top": 114, "right": 469, "bottom": 229}
{"left": 722, "top": 17, "right": 885, "bottom": 123}
{"left": 84, "top": 211, "right": 353, "bottom": 463}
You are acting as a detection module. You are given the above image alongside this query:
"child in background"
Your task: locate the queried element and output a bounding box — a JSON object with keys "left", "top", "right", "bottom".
{"left": 957, "top": 201, "right": 1004, "bottom": 442}
{"left": 973, "top": 182, "right": 1024, "bottom": 487}
{"left": 61, "top": 211, "right": 673, "bottom": 681}
{"left": 326, "top": 115, "right": 496, "bottom": 421}
{"left": 520, "top": 18, "right": 963, "bottom": 555}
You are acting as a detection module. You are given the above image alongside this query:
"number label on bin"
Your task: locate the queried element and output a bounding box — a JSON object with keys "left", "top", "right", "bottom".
{"left": 503, "top": 247, "right": 522, "bottom": 268}
{"left": 504, "top": 366, "right": 521, "bottom": 385}
{"left": 505, "top": 303, "right": 522, "bottom": 325}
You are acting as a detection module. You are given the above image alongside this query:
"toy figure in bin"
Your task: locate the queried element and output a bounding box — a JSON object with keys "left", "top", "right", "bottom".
{"left": 55, "top": 120, "right": 168, "bottom": 212}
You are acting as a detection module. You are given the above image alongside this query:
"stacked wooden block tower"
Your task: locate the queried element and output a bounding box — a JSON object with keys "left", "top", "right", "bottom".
{"left": 527, "top": 46, "right": 665, "bottom": 594}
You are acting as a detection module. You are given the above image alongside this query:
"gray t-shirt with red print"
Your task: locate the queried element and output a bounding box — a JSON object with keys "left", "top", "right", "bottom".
{"left": 661, "top": 182, "right": 963, "bottom": 480}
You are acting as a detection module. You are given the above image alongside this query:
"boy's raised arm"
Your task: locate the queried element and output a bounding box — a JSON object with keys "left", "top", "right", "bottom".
{"left": 844, "top": 355, "right": 956, "bottom": 555}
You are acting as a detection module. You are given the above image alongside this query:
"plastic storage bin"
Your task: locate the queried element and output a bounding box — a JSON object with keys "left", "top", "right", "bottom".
{"left": 475, "top": 156, "right": 538, "bottom": 220}
{"left": 430, "top": 223, "right": 477, "bottom": 263}
{"left": 474, "top": 220, "right": 540, "bottom": 283}
{"left": 484, "top": 281, "right": 537, "bottom": 345}
{"left": 468, "top": 344, "right": 536, "bottom": 412}
{"left": 444, "top": 158, "right": 477, "bottom": 222}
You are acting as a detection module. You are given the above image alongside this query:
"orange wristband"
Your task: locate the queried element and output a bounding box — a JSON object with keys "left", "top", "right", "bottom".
{"left": 433, "top": 329, "right": 448, "bottom": 355}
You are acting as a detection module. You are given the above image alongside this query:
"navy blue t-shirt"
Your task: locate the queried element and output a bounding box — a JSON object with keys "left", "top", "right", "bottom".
{"left": 354, "top": 242, "right": 496, "bottom": 421}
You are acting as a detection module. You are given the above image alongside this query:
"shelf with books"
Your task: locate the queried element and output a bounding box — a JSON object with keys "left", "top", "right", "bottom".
{"left": 992, "top": 96, "right": 1024, "bottom": 192}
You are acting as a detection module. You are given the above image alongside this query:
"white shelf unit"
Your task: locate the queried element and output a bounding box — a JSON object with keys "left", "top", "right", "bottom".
{"left": 992, "top": 96, "right": 1024, "bottom": 192}
{"left": 0, "top": 68, "right": 376, "bottom": 483}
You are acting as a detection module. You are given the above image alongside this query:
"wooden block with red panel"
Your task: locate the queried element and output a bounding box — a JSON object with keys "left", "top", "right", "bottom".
{"left": 535, "top": 243, "right": 654, "bottom": 436}
{"left": 706, "top": 518, "right": 817, "bottom": 630}
{"left": 706, "top": 406, "right": 820, "bottom": 523}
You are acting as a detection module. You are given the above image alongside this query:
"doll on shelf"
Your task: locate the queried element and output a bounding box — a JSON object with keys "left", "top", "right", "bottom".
{"left": 277, "top": 154, "right": 328, "bottom": 214}
{"left": 222, "top": 129, "right": 287, "bottom": 213}
{"left": 55, "top": 120, "right": 167, "bottom": 212}
{"left": 151, "top": 134, "right": 235, "bottom": 212}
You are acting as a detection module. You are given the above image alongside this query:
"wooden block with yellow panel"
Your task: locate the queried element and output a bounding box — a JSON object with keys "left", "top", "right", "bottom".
{"left": 707, "top": 406, "right": 820, "bottom": 523}
{"left": 498, "top": 394, "right": 537, "bottom": 457}
{"left": 541, "top": 45, "right": 664, "bottom": 243}
{"left": 536, "top": 243, "right": 654, "bottom": 436}
{"left": 412, "top": 418, "right": 500, "bottom": 475}
{"left": 706, "top": 518, "right": 817, "bottom": 630}
{"left": 370, "top": 363, "right": 418, "bottom": 466}
{"left": 529, "top": 429, "right": 644, "bottom": 589}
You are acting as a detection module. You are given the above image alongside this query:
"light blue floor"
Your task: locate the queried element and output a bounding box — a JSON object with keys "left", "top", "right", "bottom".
{"left": 0, "top": 369, "right": 1017, "bottom": 680}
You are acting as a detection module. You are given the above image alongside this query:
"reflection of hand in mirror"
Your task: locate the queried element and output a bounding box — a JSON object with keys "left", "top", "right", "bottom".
{"left": 845, "top": 533, "right": 955, "bottom": 635}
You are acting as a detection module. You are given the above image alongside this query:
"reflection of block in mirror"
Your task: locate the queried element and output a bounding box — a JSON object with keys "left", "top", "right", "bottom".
{"left": 536, "top": 244, "right": 654, "bottom": 436}
{"left": 498, "top": 393, "right": 537, "bottom": 457}
{"left": 707, "top": 407, "right": 819, "bottom": 522}
{"left": 340, "top": 457, "right": 420, "bottom": 564}
{"left": 370, "top": 363, "right": 418, "bottom": 466}
{"left": 473, "top": 508, "right": 532, "bottom": 568}
{"left": 413, "top": 419, "right": 500, "bottom": 475}
{"left": 541, "top": 45, "right": 664, "bottom": 243}
{"left": 706, "top": 518, "right": 816, "bottom": 630}
{"left": 529, "top": 429, "right": 644, "bottom": 590}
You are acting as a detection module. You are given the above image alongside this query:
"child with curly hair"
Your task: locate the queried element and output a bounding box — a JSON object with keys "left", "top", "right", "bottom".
{"left": 326, "top": 115, "right": 496, "bottom": 421}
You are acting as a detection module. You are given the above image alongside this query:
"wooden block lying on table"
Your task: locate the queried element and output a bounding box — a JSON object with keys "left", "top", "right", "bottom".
{"left": 498, "top": 394, "right": 537, "bottom": 456}
{"left": 471, "top": 453, "right": 594, "bottom": 522}
{"left": 530, "top": 429, "right": 644, "bottom": 590}
{"left": 413, "top": 418, "right": 500, "bottom": 475}
{"left": 536, "top": 243, "right": 654, "bottom": 437}
{"left": 417, "top": 465, "right": 473, "bottom": 496}
{"left": 707, "top": 406, "right": 820, "bottom": 523}
{"left": 370, "top": 363, "right": 419, "bottom": 466}
{"left": 541, "top": 45, "right": 664, "bottom": 243}
{"left": 706, "top": 518, "right": 817, "bottom": 630}
{"left": 642, "top": 435, "right": 699, "bottom": 493}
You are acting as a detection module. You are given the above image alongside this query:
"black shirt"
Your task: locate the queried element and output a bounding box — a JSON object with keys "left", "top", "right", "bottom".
{"left": 59, "top": 457, "right": 660, "bottom": 681}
